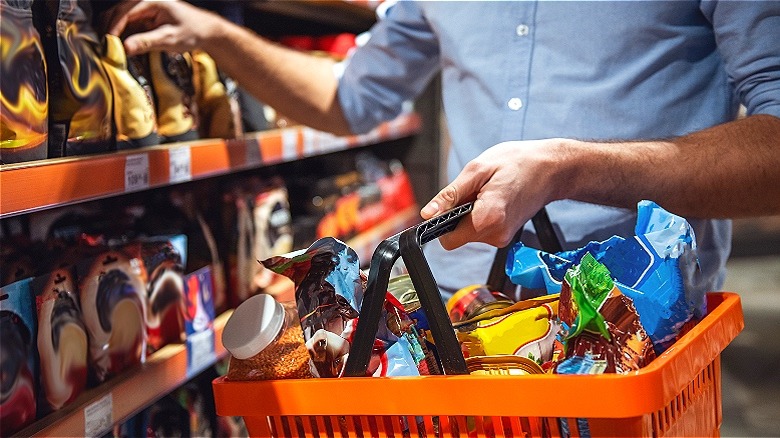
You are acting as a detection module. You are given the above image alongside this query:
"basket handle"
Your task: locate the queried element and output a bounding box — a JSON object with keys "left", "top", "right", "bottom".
{"left": 343, "top": 203, "right": 474, "bottom": 377}
{"left": 486, "top": 207, "right": 562, "bottom": 294}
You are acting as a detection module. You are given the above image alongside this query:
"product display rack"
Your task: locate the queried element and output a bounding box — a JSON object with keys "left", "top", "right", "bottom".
{"left": 0, "top": 112, "right": 420, "bottom": 218}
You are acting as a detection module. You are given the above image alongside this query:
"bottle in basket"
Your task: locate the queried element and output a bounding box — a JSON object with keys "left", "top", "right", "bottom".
{"left": 222, "top": 294, "right": 313, "bottom": 380}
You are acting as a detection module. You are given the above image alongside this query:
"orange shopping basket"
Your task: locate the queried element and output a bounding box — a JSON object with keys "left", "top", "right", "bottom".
{"left": 213, "top": 205, "right": 744, "bottom": 437}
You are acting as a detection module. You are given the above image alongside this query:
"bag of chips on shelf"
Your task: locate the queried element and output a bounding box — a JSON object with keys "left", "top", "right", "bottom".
{"left": 36, "top": 0, "right": 115, "bottom": 157}
{"left": 31, "top": 266, "right": 88, "bottom": 416}
{"left": 0, "top": 278, "right": 38, "bottom": 436}
{"left": 77, "top": 248, "right": 147, "bottom": 384}
{"left": 135, "top": 236, "right": 187, "bottom": 353}
{"left": 101, "top": 34, "right": 158, "bottom": 149}
{"left": 0, "top": 0, "right": 48, "bottom": 164}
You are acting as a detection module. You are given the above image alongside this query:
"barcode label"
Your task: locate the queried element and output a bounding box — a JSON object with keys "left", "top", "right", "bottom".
{"left": 84, "top": 393, "right": 113, "bottom": 438}
{"left": 124, "top": 154, "right": 150, "bottom": 191}
{"left": 169, "top": 146, "right": 192, "bottom": 183}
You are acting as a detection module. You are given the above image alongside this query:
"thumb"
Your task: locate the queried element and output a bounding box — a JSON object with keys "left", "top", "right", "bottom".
{"left": 420, "top": 166, "right": 488, "bottom": 219}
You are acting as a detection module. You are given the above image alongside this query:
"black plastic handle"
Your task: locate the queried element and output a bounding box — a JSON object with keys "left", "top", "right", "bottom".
{"left": 343, "top": 203, "right": 473, "bottom": 377}
{"left": 486, "top": 207, "right": 562, "bottom": 294}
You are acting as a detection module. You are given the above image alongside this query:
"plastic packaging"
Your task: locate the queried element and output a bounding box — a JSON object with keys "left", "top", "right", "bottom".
{"left": 507, "top": 200, "right": 703, "bottom": 353}
{"left": 223, "top": 294, "right": 313, "bottom": 381}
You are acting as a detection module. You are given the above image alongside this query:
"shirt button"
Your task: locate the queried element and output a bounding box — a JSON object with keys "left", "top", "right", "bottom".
{"left": 507, "top": 98, "right": 523, "bottom": 110}
{"left": 516, "top": 24, "right": 530, "bottom": 36}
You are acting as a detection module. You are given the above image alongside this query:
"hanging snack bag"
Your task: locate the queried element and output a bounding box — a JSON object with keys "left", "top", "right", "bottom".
{"left": 0, "top": 278, "right": 37, "bottom": 436}
{"left": 36, "top": 0, "right": 114, "bottom": 157}
{"left": 0, "top": 0, "right": 48, "bottom": 164}
{"left": 262, "top": 237, "right": 418, "bottom": 378}
{"left": 555, "top": 253, "right": 656, "bottom": 374}
{"left": 31, "top": 267, "right": 88, "bottom": 416}
{"left": 77, "top": 248, "right": 147, "bottom": 383}
{"left": 507, "top": 200, "right": 703, "bottom": 353}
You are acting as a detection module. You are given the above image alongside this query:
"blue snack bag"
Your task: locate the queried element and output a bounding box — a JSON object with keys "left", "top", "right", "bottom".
{"left": 507, "top": 201, "right": 704, "bottom": 353}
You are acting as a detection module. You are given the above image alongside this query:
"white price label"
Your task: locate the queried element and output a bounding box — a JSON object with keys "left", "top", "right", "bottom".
{"left": 302, "top": 128, "right": 318, "bottom": 156}
{"left": 187, "top": 328, "right": 215, "bottom": 377}
{"left": 281, "top": 129, "right": 298, "bottom": 160}
{"left": 169, "top": 146, "right": 192, "bottom": 183}
{"left": 84, "top": 393, "right": 113, "bottom": 438}
{"left": 124, "top": 153, "right": 150, "bottom": 191}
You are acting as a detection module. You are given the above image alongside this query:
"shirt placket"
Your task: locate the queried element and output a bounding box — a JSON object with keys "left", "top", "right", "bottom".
{"left": 500, "top": 3, "right": 536, "bottom": 142}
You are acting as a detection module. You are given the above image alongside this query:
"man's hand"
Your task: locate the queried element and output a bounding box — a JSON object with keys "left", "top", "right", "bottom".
{"left": 105, "top": 0, "right": 223, "bottom": 56}
{"left": 421, "top": 139, "right": 569, "bottom": 250}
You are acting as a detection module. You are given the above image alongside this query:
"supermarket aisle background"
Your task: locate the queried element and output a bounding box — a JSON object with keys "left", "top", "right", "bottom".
{"left": 720, "top": 216, "right": 780, "bottom": 437}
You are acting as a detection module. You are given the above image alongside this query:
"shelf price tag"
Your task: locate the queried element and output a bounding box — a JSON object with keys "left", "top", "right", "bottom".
{"left": 169, "top": 145, "right": 192, "bottom": 183}
{"left": 186, "top": 328, "right": 216, "bottom": 378}
{"left": 282, "top": 128, "right": 298, "bottom": 161}
{"left": 84, "top": 393, "right": 113, "bottom": 438}
{"left": 124, "top": 153, "right": 150, "bottom": 191}
{"left": 302, "top": 127, "right": 319, "bottom": 156}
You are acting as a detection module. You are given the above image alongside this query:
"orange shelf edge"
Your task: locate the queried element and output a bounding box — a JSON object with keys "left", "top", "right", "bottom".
{"left": 0, "top": 113, "right": 422, "bottom": 218}
{"left": 20, "top": 310, "right": 233, "bottom": 438}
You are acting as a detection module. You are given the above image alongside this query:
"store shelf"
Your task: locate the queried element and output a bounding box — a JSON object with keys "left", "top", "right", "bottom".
{"left": 0, "top": 112, "right": 421, "bottom": 219}
{"left": 18, "top": 310, "right": 232, "bottom": 438}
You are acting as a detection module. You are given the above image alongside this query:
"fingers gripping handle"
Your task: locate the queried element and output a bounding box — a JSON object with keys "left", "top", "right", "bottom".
{"left": 343, "top": 203, "right": 473, "bottom": 377}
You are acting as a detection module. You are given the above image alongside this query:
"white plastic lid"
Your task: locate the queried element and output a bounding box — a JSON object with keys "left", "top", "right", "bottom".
{"left": 222, "top": 294, "right": 285, "bottom": 360}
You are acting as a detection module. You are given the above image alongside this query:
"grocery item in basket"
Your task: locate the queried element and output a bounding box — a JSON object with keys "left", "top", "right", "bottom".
{"left": 0, "top": 278, "right": 37, "bottom": 436}
{"left": 384, "top": 293, "right": 441, "bottom": 375}
{"left": 77, "top": 249, "right": 147, "bottom": 383}
{"left": 507, "top": 200, "right": 703, "bottom": 353}
{"left": 31, "top": 267, "right": 88, "bottom": 415}
{"left": 454, "top": 295, "right": 560, "bottom": 368}
{"left": 465, "top": 355, "right": 544, "bottom": 376}
{"left": 446, "top": 284, "right": 514, "bottom": 323}
{"left": 0, "top": 0, "right": 48, "bottom": 164}
{"left": 555, "top": 253, "right": 655, "bottom": 374}
{"left": 262, "top": 237, "right": 418, "bottom": 378}
{"left": 223, "top": 294, "right": 313, "bottom": 380}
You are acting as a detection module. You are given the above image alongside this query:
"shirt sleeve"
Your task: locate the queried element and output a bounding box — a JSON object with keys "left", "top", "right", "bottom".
{"left": 337, "top": 1, "right": 440, "bottom": 134}
{"left": 700, "top": 0, "right": 780, "bottom": 119}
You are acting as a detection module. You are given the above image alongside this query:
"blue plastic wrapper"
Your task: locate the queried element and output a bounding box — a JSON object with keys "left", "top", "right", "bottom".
{"left": 507, "top": 201, "right": 704, "bottom": 353}
{"left": 262, "top": 237, "right": 419, "bottom": 378}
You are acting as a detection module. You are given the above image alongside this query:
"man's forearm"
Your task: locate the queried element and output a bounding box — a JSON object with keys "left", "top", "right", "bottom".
{"left": 201, "top": 18, "right": 353, "bottom": 135}
{"left": 562, "top": 114, "right": 780, "bottom": 217}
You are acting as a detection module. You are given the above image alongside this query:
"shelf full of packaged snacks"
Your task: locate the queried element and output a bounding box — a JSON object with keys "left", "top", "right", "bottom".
{"left": 18, "top": 310, "right": 233, "bottom": 438}
{"left": 0, "top": 112, "right": 422, "bottom": 219}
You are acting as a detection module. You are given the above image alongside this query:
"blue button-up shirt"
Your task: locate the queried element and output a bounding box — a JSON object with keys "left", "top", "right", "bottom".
{"left": 338, "top": 1, "right": 780, "bottom": 295}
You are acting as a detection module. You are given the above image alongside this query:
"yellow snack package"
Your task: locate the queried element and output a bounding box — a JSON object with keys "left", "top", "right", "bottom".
{"left": 456, "top": 295, "right": 560, "bottom": 367}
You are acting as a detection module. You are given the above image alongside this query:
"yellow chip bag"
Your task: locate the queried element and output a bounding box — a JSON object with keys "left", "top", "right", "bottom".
{"left": 456, "top": 295, "right": 560, "bottom": 367}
